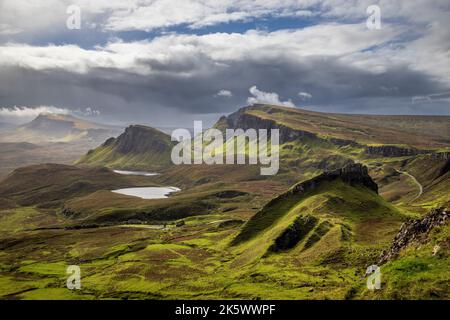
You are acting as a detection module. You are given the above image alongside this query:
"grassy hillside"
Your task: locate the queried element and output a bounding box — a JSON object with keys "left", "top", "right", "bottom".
{"left": 229, "top": 164, "right": 408, "bottom": 268}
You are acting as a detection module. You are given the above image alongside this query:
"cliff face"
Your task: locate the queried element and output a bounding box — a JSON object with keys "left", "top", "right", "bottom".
{"left": 219, "top": 106, "right": 354, "bottom": 146}
{"left": 378, "top": 207, "right": 448, "bottom": 264}
{"left": 223, "top": 108, "right": 317, "bottom": 144}
{"left": 365, "top": 145, "right": 430, "bottom": 157}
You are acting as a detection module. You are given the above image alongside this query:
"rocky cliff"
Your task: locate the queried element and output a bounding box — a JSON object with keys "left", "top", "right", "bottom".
{"left": 378, "top": 207, "right": 448, "bottom": 264}
{"left": 217, "top": 106, "right": 358, "bottom": 147}
{"left": 365, "top": 145, "right": 430, "bottom": 157}
{"left": 221, "top": 107, "right": 318, "bottom": 144}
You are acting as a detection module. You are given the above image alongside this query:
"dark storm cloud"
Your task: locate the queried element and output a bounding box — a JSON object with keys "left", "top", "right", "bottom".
{"left": 1, "top": 49, "right": 449, "bottom": 127}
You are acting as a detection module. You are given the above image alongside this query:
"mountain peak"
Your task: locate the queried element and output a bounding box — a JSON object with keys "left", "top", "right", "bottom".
{"left": 115, "top": 125, "right": 172, "bottom": 154}
{"left": 77, "top": 124, "right": 173, "bottom": 170}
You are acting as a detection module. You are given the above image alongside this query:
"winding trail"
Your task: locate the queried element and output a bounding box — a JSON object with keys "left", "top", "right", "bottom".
{"left": 396, "top": 170, "right": 423, "bottom": 201}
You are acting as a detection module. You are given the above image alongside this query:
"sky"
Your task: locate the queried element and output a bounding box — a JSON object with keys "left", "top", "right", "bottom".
{"left": 0, "top": 0, "right": 449, "bottom": 127}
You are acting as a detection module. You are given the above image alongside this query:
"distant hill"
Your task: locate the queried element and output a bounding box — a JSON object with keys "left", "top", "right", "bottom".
{"left": 76, "top": 125, "right": 174, "bottom": 171}
{"left": 0, "top": 113, "right": 122, "bottom": 145}
{"left": 0, "top": 113, "right": 124, "bottom": 177}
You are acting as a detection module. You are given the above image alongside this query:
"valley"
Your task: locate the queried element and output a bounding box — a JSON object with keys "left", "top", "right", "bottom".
{"left": 0, "top": 105, "right": 448, "bottom": 300}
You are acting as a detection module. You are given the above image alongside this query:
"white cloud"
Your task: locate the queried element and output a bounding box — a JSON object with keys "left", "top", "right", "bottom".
{"left": 215, "top": 90, "right": 233, "bottom": 97}
{"left": 0, "top": 23, "right": 400, "bottom": 75}
{"left": 73, "top": 107, "right": 101, "bottom": 117}
{"left": 247, "top": 86, "right": 295, "bottom": 108}
{"left": 0, "top": 106, "right": 70, "bottom": 123}
{"left": 298, "top": 92, "right": 313, "bottom": 100}
{"left": 101, "top": 0, "right": 316, "bottom": 31}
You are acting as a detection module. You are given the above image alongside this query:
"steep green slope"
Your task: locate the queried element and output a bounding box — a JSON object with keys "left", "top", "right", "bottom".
{"left": 230, "top": 164, "right": 407, "bottom": 267}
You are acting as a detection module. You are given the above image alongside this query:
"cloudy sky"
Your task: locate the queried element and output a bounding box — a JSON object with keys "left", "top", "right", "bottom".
{"left": 0, "top": 0, "right": 449, "bottom": 126}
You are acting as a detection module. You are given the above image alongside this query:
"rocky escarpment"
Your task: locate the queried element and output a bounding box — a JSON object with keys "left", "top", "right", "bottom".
{"left": 217, "top": 106, "right": 367, "bottom": 148}
{"left": 430, "top": 151, "right": 450, "bottom": 161}
{"left": 219, "top": 108, "right": 319, "bottom": 144}
{"left": 378, "top": 207, "right": 448, "bottom": 264}
{"left": 430, "top": 152, "right": 450, "bottom": 176}
{"left": 365, "top": 145, "right": 430, "bottom": 157}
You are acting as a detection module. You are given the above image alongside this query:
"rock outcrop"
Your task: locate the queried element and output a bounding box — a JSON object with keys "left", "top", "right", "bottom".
{"left": 365, "top": 145, "right": 430, "bottom": 157}
{"left": 378, "top": 207, "right": 448, "bottom": 264}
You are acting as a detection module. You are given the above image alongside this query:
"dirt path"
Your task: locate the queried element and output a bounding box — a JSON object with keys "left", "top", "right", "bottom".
{"left": 397, "top": 170, "right": 423, "bottom": 201}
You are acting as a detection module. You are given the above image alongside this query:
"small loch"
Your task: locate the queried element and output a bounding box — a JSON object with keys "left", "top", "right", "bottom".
{"left": 112, "top": 187, "right": 181, "bottom": 199}
{"left": 113, "top": 170, "right": 159, "bottom": 176}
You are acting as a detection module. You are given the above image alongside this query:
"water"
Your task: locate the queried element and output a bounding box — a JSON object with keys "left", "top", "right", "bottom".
{"left": 113, "top": 170, "right": 159, "bottom": 176}
{"left": 112, "top": 187, "right": 181, "bottom": 199}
